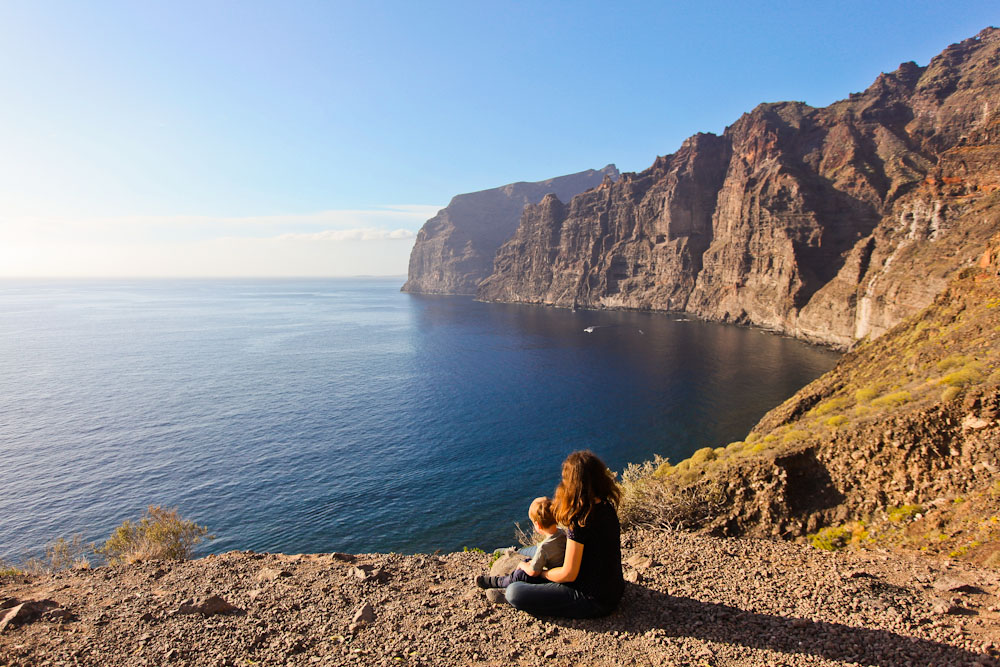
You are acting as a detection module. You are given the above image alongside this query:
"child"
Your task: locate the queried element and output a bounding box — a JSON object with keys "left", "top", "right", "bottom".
{"left": 476, "top": 496, "right": 566, "bottom": 588}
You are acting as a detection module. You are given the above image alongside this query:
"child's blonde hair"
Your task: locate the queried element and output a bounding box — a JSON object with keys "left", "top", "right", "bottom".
{"left": 529, "top": 496, "right": 557, "bottom": 529}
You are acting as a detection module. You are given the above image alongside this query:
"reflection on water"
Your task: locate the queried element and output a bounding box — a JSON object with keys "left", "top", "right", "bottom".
{"left": 0, "top": 279, "right": 838, "bottom": 558}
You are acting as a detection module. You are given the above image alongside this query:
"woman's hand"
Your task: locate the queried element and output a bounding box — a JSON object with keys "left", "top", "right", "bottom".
{"left": 543, "top": 539, "right": 583, "bottom": 583}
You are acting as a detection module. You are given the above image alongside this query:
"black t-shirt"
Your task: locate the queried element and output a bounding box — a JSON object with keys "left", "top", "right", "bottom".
{"left": 565, "top": 500, "right": 624, "bottom": 608}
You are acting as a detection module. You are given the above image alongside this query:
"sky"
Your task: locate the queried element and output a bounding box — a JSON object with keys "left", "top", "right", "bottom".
{"left": 0, "top": 1, "right": 997, "bottom": 277}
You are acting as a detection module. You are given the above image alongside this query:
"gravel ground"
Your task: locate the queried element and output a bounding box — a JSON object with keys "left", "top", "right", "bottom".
{"left": 2, "top": 528, "right": 998, "bottom": 666}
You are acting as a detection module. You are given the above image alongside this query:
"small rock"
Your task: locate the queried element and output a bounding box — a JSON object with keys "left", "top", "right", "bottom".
{"left": 933, "top": 576, "right": 985, "bottom": 594}
{"left": 623, "top": 569, "right": 641, "bottom": 584}
{"left": 626, "top": 555, "right": 654, "bottom": 570}
{"left": 255, "top": 567, "right": 291, "bottom": 582}
{"left": 43, "top": 608, "right": 76, "bottom": 623}
{"left": 962, "top": 415, "right": 990, "bottom": 431}
{"left": 0, "top": 600, "right": 59, "bottom": 633}
{"left": 175, "top": 595, "right": 239, "bottom": 616}
{"left": 349, "top": 602, "right": 375, "bottom": 631}
{"left": 330, "top": 552, "right": 357, "bottom": 563}
{"left": 543, "top": 649, "right": 557, "bottom": 659}
{"left": 490, "top": 553, "right": 526, "bottom": 577}
{"left": 350, "top": 565, "right": 385, "bottom": 582}
{"left": 485, "top": 589, "right": 507, "bottom": 605}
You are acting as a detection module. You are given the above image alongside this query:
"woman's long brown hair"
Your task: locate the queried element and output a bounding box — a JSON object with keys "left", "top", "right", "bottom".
{"left": 553, "top": 450, "right": 621, "bottom": 528}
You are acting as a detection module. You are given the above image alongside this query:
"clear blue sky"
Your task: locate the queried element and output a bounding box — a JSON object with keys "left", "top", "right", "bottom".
{"left": 1, "top": 1, "right": 996, "bottom": 276}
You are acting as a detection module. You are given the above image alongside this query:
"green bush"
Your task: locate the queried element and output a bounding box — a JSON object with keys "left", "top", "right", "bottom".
{"left": 887, "top": 504, "right": 923, "bottom": 523}
{"left": 808, "top": 522, "right": 868, "bottom": 550}
{"left": 689, "top": 447, "right": 718, "bottom": 466}
{"left": 937, "top": 355, "right": 972, "bottom": 372}
{"left": 824, "top": 415, "right": 848, "bottom": 429}
{"left": 939, "top": 363, "right": 983, "bottom": 387}
{"left": 782, "top": 429, "right": 809, "bottom": 444}
{"left": 98, "top": 506, "right": 211, "bottom": 565}
{"left": 855, "top": 386, "right": 879, "bottom": 403}
{"left": 871, "top": 391, "right": 912, "bottom": 408}
{"left": 812, "top": 396, "right": 850, "bottom": 416}
{"left": 941, "top": 386, "right": 961, "bottom": 402}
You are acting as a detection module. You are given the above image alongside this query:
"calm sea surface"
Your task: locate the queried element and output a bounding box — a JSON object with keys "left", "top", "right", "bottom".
{"left": 0, "top": 278, "right": 839, "bottom": 559}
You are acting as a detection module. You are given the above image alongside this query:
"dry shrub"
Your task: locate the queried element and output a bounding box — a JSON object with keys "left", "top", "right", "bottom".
{"left": 513, "top": 521, "right": 542, "bottom": 549}
{"left": 98, "top": 506, "right": 211, "bottom": 565}
{"left": 23, "top": 535, "right": 90, "bottom": 574}
{"left": 619, "top": 457, "right": 719, "bottom": 530}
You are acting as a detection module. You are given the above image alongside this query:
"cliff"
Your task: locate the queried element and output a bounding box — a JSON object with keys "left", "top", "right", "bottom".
{"left": 401, "top": 165, "right": 620, "bottom": 295}
{"left": 478, "top": 27, "right": 1000, "bottom": 348}
{"left": 628, "top": 232, "right": 1000, "bottom": 562}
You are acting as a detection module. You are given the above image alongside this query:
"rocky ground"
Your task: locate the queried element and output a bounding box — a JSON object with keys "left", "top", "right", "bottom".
{"left": 2, "top": 528, "right": 1000, "bottom": 666}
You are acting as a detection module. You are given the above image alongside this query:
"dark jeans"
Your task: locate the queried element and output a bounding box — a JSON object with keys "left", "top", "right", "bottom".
{"left": 498, "top": 567, "right": 546, "bottom": 587}
{"left": 505, "top": 581, "right": 614, "bottom": 619}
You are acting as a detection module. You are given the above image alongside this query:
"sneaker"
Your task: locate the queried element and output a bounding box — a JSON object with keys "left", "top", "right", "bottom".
{"left": 475, "top": 574, "right": 503, "bottom": 589}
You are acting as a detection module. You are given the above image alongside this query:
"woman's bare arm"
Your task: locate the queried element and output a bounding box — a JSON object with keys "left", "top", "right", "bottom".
{"left": 543, "top": 539, "right": 582, "bottom": 583}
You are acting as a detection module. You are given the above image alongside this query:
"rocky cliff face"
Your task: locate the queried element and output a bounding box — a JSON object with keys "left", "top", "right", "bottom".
{"left": 632, "top": 233, "right": 1000, "bottom": 556}
{"left": 478, "top": 28, "right": 1000, "bottom": 348}
{"left": 401, "top": 165, "right": 619, "bottom": 295}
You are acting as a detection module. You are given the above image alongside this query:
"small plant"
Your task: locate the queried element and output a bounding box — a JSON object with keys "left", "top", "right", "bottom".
{"left": 98, "top": 506, "right": 211, "bottom": 565}
{"left": 812, "top": 396, "right": 850, "bottom": 417}
{"left": 782, "top": 429, "right": 809, "bottom": 444}
{"left": 871, "top": 391, "right": 912, "bottom": 408}
{"left": 824, "top": 415, "right": 848, "bottom": 429}
{"left": 462, "top": 546, "right": 485, "bottom": 554}
{"left": 808, "top": 521, "right": 869, "bottom": 550}
{"left": 937, "top": 355, "right": 972, "bottom": 372}
{"left": 689, "top": 447, "right": 718, "bottom": 466}
{"left": 0, "top": 558, "right": 22, "bottom": 577}
{"left": 939, "top": 362, "right": 983, "bottom": 387}
{"left": 941, "top": 385, "right": 961, "bottom": 402}
{"left": 22, "top": 535, "right": 91, "bottom": 574}
{"left": 887, "top": 504, "right": 923, "bottom": 523}
{"left": 855, "top": 386, "right": 879, "bottom": 403}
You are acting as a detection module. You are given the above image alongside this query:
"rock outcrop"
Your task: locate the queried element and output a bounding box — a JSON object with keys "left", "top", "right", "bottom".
{"left": 633, "top": 233, "right": 1000, "bottom": 555}
{"left": 402, "top": 165, "right": 620, "bottom": 295}
{"left": 478, "top": 27, "right": 1000, "bottom": 348}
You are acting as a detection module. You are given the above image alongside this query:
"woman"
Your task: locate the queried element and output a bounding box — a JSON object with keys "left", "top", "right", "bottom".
{"left": 505, "top": 450, "right": 624, "bottom": 618}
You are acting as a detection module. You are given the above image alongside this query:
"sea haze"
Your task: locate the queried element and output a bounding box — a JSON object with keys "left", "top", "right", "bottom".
{"left": 0, "top": 278, "right": 839, "bottom": 559}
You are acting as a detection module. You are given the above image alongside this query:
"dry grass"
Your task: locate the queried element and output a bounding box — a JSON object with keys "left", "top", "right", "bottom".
{"left": 98, "top": 506, "right": 211, "bottom": 565}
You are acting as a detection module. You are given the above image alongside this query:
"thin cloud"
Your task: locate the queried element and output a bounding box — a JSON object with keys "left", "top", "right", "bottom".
{"left": 275, "top": 228, "right": 416, "bottom": 242}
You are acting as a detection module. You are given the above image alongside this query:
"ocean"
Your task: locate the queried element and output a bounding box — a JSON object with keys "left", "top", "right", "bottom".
{"left": 0, "top": 277, "right": 838, "bottom": 559}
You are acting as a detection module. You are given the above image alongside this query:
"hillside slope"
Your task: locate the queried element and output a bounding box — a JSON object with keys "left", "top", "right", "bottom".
{"left": 625, "top": 232, "right": 1000, "bottom": 564}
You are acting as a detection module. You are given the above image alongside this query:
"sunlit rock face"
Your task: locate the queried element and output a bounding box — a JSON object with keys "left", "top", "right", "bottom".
{"left": 478, "top": 28, "right": 1000, "bottom": 348}
{"left": 402, "top": 165, "right": 620, "bottom": 295}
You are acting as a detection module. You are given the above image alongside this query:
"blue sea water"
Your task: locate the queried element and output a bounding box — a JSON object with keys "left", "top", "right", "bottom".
{"left": 0, "top": 278, "right": 839, "bottom": 560}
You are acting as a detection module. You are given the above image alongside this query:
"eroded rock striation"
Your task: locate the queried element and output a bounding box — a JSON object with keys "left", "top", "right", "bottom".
{"left": 402, "top": 164, "right": 620, "bottom": 295}
{"left": 478, "top": 27, "right": 1000, "bottom": 348}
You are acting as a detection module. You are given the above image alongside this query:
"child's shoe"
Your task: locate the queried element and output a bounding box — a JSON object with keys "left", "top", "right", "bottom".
{"left": 475, "top": 574, "right": 502, "bottom": 589}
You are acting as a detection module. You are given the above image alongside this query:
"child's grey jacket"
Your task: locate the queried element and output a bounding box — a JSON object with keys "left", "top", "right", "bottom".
{"left": 528, "top": 529, "right": 567, "bottom": 572}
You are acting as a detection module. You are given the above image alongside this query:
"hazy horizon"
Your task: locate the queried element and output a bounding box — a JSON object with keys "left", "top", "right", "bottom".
{"left": 2, "top": 2, "right": 997, "bottom": 277}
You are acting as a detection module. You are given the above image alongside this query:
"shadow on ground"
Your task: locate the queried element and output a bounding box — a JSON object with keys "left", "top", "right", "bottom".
{"left": 549, "top": 583, "right": 988, "bottom": 666}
